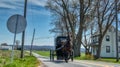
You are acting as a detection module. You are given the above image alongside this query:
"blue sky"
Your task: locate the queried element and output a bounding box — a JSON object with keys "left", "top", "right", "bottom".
{"left": 0, "top": 0, "right": 120, "bottom": 47}
{"left": 0, "top": 0, "right": 54, "bottom": 46}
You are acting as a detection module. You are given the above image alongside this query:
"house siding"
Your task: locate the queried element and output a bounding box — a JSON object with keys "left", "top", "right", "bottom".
{"left": 91, "top": 27, "right": 120, "bottom": 58}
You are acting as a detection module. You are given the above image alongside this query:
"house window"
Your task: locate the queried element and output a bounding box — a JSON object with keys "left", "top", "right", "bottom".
{"left": 106, "top": 35, "right": 110, "bottom": 41}
{"left": 93, "top": 39, "right": 94, "bottom": 43}
{"left": 96, "top": 37, "right": 98, "bottom": 42}
{"left": 109, "top": 28, "right": 112, "bottom": 32}
{"left": 106, "top": 46, "right": 110, "bottom": 53}
{"left": 94, "top": 37, "right": 96, "bottom": 42}
{"left": 92, "top": 37, "right": 98, "bottom": 43}
{"left": 118, "top": 46, "right": 120, "bottom": 53}
{"left": 92, "top": 37, "right": 95, "bottom": 43}
{"left": 118, "top": 36, "right": 120, "bottom": 42}
{"left": 93, "top": 48, "right": 95, "bottom": 53}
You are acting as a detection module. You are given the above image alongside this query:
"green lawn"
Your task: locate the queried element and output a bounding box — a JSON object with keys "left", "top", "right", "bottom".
{"left": 34, "top": 50, "right": 50, "bottom": 57}
{"left": 0, "top": 50, "right": 40, "bottom": 67}
{"left": 74, "top": 53, "right": 120, "bottom": 63}
{"left": 34, "top": 51, "right": 120, "bottom": 64}
{"left": 74, "top": 53, "right": 94, "bottom": 60}
{"left": 96, "top": 58, "right": 120, "bottom": 63}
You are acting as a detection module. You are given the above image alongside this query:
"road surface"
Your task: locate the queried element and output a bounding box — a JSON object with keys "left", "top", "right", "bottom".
{"left": 33, "top": 53, "right": 120, "bottom": 67}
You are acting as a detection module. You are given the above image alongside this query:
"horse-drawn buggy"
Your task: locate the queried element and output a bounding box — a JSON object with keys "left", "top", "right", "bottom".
{"left": 50, "top": 36, "right": 74, "bottom": 63}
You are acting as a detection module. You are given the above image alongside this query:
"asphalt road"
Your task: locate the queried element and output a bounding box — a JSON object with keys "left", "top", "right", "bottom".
{"left": 33, "top": 53, "right": 120, "bottom": 67}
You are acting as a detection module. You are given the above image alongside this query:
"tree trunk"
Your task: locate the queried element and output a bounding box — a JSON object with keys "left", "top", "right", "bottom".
{"left": 96, "top": 37, "right": 102, "bottom": 59}
{"left": 85, "top": 48, "right": 91, "bottom": 55}
{"left": 73, "top": 0, "right": 84, "bottom": 57}
{"left": 96, "top": 45, "right": 101, "bottom": 59}
{"left": 74, "top": 41, "right": 80, "bottom": 57}
{"left": 74, "top": 26, "right": 83, "bottom": 57}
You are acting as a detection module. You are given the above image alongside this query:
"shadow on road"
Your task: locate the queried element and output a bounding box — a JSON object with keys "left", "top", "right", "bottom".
{"left": 52, "top": 60, "right": 65, "bottom": 64}
{"left": 43, "top": 59, "right": 65, "bottom": 64}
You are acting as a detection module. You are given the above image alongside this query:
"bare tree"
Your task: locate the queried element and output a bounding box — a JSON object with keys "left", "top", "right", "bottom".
{"left": 46, "top": 0, "right": 69, "bottom": 36}
{"left": 15, "top": 40, "right": 20, "bottom": 50}
{"left": 1, "top": 43, "right": 8, "bottom": 46}
{"left": 46, "top": 0, "right": 95, "bottom": 57}
{"left": 73, "top": 0, "right": 95, "bottom": 56}
{"left": 46, "top": 0, "right": 80, "bottom": 56}
{"left": 93, "top": 0, "right": 120, "bottom": 59}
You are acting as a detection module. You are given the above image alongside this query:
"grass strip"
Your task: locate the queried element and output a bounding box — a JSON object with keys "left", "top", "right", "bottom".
{"left": 0, "top": 50, "right": 40, "bottom": 67}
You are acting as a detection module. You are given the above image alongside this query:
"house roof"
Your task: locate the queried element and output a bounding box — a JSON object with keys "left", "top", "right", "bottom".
{"left": 91, "top": 25, "right": 120, "bottom": 37}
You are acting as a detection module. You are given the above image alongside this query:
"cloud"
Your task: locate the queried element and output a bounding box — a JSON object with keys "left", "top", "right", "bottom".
{"left": 0, "top": 0, "right": 47, "bottom": 9}
{"left": 28, "top": 0, "right": 47, "bottom": 7}
{"left": 0, "top": 1, "right": 16, "bottom": 9}
{"left": 0, "top": 0, "right": 49, "bottom": 15}
{"left": 27, "top": 8, "right": 50, "bottom": 16}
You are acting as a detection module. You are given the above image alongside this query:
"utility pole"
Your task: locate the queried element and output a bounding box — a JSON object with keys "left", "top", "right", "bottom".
{"left": 21, "top": 0, "right": 27, "bottom": 58}
{"left": 115, "top": 0, "right": 119, "bottom": 62}
{"left": 30, "top": 29, "right": 35, "bottom": 56}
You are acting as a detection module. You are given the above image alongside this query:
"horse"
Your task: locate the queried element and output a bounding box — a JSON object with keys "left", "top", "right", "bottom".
{"left": 61, "top": 38, "right": 72, "bottom": 62}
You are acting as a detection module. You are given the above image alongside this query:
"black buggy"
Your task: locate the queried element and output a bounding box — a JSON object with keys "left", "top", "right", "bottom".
{"left": 50, "top": 36, "right": 74, "bottom": 63}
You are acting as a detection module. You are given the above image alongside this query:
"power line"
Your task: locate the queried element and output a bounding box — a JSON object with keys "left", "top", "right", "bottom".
{"left": 30, "top": 29, "right": 35, "bottom": 56}
{"left": 34, "top": 37, "right": 53, "bottom": 40}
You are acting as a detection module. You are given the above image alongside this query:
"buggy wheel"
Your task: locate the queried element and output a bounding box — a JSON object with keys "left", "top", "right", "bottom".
{"left": 50, "top": 50, "right": 54, "bottom": 61}
{"left": 65, "top": 59, "right": 68, "bottom": 63}
{"left": 64, "top": 52, "right": 69, "bottom": 63}
{"left": 71, "top": 50, "right": 74, "bottom": 62}
{"left": 50, "top": 50, "right": 52, "bottom": 61}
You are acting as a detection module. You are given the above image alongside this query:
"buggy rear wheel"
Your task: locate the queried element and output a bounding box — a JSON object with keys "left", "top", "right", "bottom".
{"left": 65, "top": 59, "right": 68, "bottom": 63}
{"left": 64, "top": 51, "right": 69, "bottom": 63}
{"left": 50, "top": 50, "right": 54, "bottom": 61}
{"left": 71, "top": 50, "right": 74, "bottom": 62}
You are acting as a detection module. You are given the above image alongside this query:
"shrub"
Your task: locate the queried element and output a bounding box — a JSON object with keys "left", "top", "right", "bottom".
{"left": 85, "top": 54, "right": 94, "bottom": 60}
{"left": 3, "top": 63, "right": 16, "bottom": 67}
{"left": 0, "top": 59, "right": 2, "bottom": 63}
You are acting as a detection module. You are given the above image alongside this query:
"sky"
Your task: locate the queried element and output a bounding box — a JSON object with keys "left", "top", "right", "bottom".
{"left": 0, "top": 0, "right": 54, "bottom": 46}
{"left": 0, "top": 0, "right": 120, "bottom": 47}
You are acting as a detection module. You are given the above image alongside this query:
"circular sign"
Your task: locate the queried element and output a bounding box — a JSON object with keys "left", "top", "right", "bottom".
{"left": 7, "top": 14, "right": 27, "bottom": 34}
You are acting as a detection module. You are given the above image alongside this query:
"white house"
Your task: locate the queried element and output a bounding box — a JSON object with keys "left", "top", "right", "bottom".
{"left": 91, "top": 26, "right": 120, "bottom": 58}
{"left": 0, "top": 45, "right": 13, "bottom": 50}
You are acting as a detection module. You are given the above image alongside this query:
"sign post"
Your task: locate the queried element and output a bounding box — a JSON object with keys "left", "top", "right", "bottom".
{"left": 7, "top": 14, "right": 27, "bottom": 63}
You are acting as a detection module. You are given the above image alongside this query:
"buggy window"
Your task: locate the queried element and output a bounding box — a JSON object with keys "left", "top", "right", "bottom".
{"left": 57, "top": 37, "right": 67, "bottom": 43}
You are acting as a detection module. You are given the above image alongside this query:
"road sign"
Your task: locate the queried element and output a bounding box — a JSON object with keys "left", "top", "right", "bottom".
{"left": 7, "top": 14, "right": 27, "bottom": 63}
{"left": 7, "top": 14, "right": 27, "bottom": 34}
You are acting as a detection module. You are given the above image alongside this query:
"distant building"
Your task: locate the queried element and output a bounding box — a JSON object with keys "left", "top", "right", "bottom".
{"left": 91, "top": 26, "right": 120, "bottom": 58}
{"left": 0, "top": 45, "right": 13, "bottom": 50}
